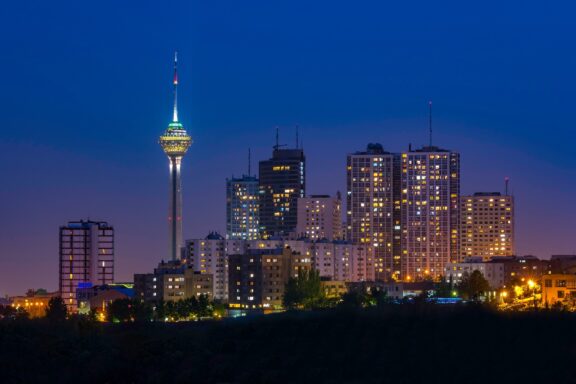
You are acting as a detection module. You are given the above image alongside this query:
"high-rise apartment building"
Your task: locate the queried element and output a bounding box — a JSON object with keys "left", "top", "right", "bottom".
{"left": 226, "top": 175, "right": 260, "bottom": 240}
{"left": 59, "top": 220, "right": 114, "bottom": 311}
{"left": 296, "top": 193, "right": 343, "bottom": 241}
{"left": 401, "top": 145, "right": 460, "bottom": 281}
{"left": 460, "top": 192, "right": 514, "bottom": 260}
{"left": 347, "top": 144, "right": 401, "bottom": 281}
{"left": 259, "top": 146, "right": 305, "bottom": 238}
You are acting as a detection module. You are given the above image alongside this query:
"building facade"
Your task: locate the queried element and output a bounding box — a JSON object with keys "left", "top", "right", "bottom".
{"left": 59, "top": 220, "right": 114, "bottom": 311}
{"left": 460, "top": 192, "right": 515, "bottom": 260}
{"left": 259, "top": 147, "right": 305, "bottom": 238}
{"left": 347, "top": 144, "right": 401, "bottom": 281}
{"left": 228, "top": 247, "right": 311, "bottom": 311}
{"left": 444, "top": 257, "right": 506, "bottom": 289}
{"left": 296, "top": 194, "right": 343, "bottom": 241}
{"left": 226, "top": 175, "right": 260, "bottom": 240}
{"left": 541, "top": 274, "right": 576, "bottom": 308}
{"left": 184, "top": 233, "right": 236, "bottom": 301}
{"left": 401, "top": 146, "right": 460, "bottom": 281}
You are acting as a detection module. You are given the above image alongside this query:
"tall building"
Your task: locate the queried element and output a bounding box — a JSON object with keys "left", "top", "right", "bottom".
{"left": 59, "top": 220, "right": 114, "bottom": 311}
{"left": 258, "top": 144, "right": 305, "bottom": 239}
{"left": 159, "top": 52, "right": 192, "bottom": 261}
{"left": 185, "top": 232, "right": 230, "bottom": 301}
{"left": 460, "top": 192, "right": 515, "bottom": 260}
{"left": 226, "top": 175, "right": 260, "bottom": 240}
{"left": 296, "top": 193, "right": 343, "bottom": 241}
{"left": 401, "top": 145, "right": 460, "bottom": 281}
{"left": 347, "top": 144, "right": 401, "bottom": 281}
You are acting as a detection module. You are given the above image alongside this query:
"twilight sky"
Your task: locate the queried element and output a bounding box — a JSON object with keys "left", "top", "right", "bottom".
{"left": 1, "top": 0, "right": 576, "bottom": 295}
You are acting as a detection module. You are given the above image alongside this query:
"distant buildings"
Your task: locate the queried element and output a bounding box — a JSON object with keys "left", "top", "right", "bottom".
{"left": 259, "top": 146, "right": 305, "bottom": 238}
{"left": 347, "top": 144, "right": 401, "bottom": 281}
{"left": 10, "top": 289, "right": 58, "bottom": 318}
{"left": 401, "top": 145, "right": 460, "bottom": 281}
{"left": 226, "top": 175, "right": 260, "bottom": 240}
{"left": 76, "top": 283, "right": 134, "bottom": 315}
{"left": 228, "top": 247, "right": 311, "bottom": 311}
{"left": 296, "top": 194, "right": 343, "bottom": 241}
{"left": 59, "top": 220, "right": 114, "bottom": 311}
{"left": 460, "top": 192, "right": 515, "bottom": 260}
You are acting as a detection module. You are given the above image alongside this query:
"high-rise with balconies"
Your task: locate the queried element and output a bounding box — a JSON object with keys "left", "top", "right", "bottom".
{"left": 346, "top": 144, "right": 401, "bottom": 281}
{"left": 401, "top": 145, "right": 460, "bottom": 281}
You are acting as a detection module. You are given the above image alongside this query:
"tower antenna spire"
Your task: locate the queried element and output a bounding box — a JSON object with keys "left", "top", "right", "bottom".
{"left": 505, "top": 176, "right": 510, "bottom": 196}
{"left": 173, "top": 51, "right": 179, "bottom": 122}
{"left": 296, "top": 125, "right": 299, "bottom": 149}
{"left": 248, "top": 148, "right": 252, "bottom": 176}
{"left": 428, "top": 100, "right": 432, "bottom": 147}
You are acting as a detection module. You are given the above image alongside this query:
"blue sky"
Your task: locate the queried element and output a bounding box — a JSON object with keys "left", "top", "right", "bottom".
{"left": 1, "top": 0, "right": 576, "bottom": 295}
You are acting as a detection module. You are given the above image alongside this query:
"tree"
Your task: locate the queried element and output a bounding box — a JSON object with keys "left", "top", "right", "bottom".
{"left": 283, "top": 269, "right": 325, "bottom": 310}
{"left": 45, "top": 297, "right": 68, "bottom": 322}
{"left": 435, "top": 275, "right": 454, "bottom": 298}
{"left": 131, "top": 300, "right": 153, "bottom": 322}
{"left": 106, "top": 298, "right": 131, "bottom": 322}
{"left": 457, "top": 271, "right": 490, "bottom": 301}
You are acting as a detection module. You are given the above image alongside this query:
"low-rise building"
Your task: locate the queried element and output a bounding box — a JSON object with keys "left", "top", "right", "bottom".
{"left": 321, "top": 280, "right": 347, "bottom": 299}
{"left": 444, "top": 257, "right": 506, "bottom": 289}
{"left": 76, "top": 283, "right": 134, "bottom": 315}
{"left": 228, "top": 247, "right": 311, "bottom": 312}
{"left": 541, "top": 274, "right": 576, "bottom": 308}
{"left": 10, "top": 289, "right": 58, "bottom": 318}
{"left": 490, "top": 255, "right": 550, "bottom": 286}
{"left": 185, "top": 271, "right": 214, "bottom": 300}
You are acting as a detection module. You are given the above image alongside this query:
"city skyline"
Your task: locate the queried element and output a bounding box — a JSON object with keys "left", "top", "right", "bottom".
{"left": 2, "top": 1, "right": 576, "bottom": 295}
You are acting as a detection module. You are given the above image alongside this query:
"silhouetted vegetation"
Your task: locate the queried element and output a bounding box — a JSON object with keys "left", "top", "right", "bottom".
{"left": 1, "top": 304, "right": 576, "bottom": 383}
{"left": 283, "top": 269, "right": 326, "bottom": 309}
{"left": 457, "top": 270, "right": 491, "bottom": 301}
{"left": 45, "top": 296, "right": 67, "bottom": 322}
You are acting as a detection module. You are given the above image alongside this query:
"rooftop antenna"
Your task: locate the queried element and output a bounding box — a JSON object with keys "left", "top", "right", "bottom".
{"left": 295, "top": 125, "right": 299, "bottom": 149}
{"left": 273, "top": 126, "right": 287, "bottom": 151}
{"left": 173, "top": 51, "right": 179, "bottom": 122}
{"left": 505, "top": 176, "right": 510, "bottom": 196}
{"left": 248, "top": 148, "right": 252, "bottom": 176}
{"left": 275, "top": 126, "right": 279, "bottom": 150}
{"left": 428, "top": 100, "right": 432, "bottom": 147}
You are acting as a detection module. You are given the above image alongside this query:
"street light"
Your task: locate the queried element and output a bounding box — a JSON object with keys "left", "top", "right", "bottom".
{"left": 527, "top": 279, "right": 537, "bottom": 309}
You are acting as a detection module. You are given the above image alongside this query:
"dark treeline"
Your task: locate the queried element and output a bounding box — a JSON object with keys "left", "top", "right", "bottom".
{"left": 0, "top": 304, "right": 574, "bottom": 383}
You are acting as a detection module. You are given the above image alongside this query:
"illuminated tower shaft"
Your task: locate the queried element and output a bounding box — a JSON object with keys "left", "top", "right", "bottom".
{"left": 168, "top": 156, "right": 183, "bottom": 260}
{"left": 159, "top": 52, "right": 192, "bottom": 261}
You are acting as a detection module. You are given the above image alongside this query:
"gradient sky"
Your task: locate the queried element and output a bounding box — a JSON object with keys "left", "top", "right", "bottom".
{"left": 1, "top": 1, "right": 576, "bottom": 296}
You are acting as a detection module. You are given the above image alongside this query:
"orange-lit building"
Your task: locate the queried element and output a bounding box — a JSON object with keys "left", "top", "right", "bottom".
{"left": 11, "top": 290, "right": 58, "bottom": 318}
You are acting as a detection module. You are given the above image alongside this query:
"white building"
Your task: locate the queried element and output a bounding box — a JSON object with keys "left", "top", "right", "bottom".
{"left": 185, "top": 233, "right": 233, "bottom": 301}
{"left": 296, "top": 194, "right": 343, "bottom": 241}
{"left": 444, "top": 257, "right": 505, "bottom": 289}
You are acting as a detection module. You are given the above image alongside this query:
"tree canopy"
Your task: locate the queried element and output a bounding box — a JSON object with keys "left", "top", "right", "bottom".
{"left": 457, "top": 270, "right": 491, "bottom": 301}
